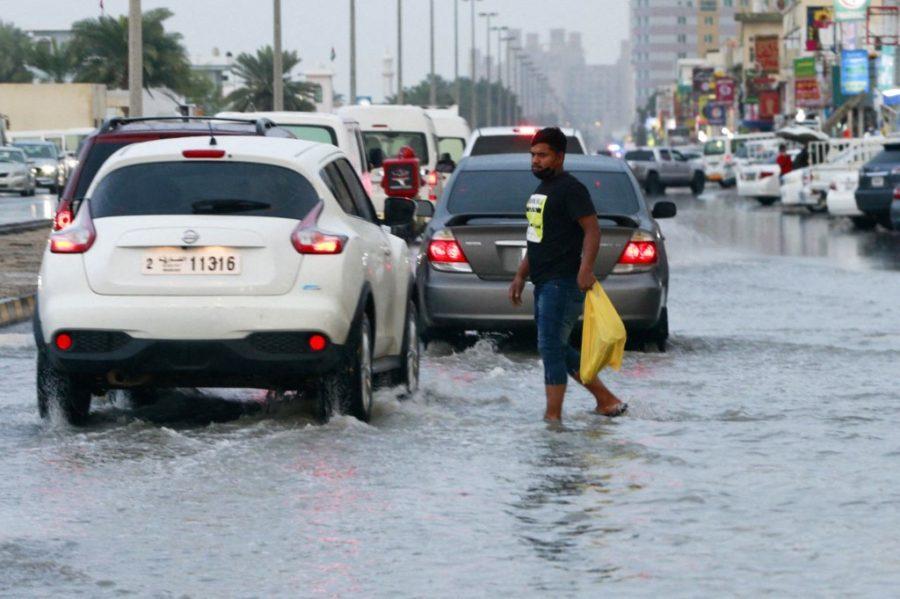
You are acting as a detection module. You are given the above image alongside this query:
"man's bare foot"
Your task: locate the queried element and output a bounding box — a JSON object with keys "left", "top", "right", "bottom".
{"left": 594, "top": 402, "right": 628, "bottom": 418}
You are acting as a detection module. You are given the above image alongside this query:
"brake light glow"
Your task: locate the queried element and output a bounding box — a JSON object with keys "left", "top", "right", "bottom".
{"left": 426, "top": 171, "right": 438, "bottom": 187}
{"left": 308, "top": 334, "right": 328, "bottom": 352}
{"left": 49, "top": 209, "right": 96, "bottom": 253}
{"left": 759, "top": 171, "right": 775, "bottom": 179}
{"left": 724, "top": 154, "right": 734, "bottom": 165}
{"left": 54, "top": 333, "right": 73, "bottom": 351}
{"left": 291, "top": 225, "right": 347, "bottom": 254}
{"left": 894, "top": 186, "right": 900, "bottom": 200}
{"left": 53, "top": 208, "right": 74, "bottom": 231}
{"left": 426, "top": 230, "right": 473, "bottom": 273}
{"left": 182, "top": 149, "right": 226, "bottom": 159}
{"left": 613, "top": 232, "right": 658, "bottom": 274}
{"left": 513, "top": 126, "right": 537, "bottom": 136}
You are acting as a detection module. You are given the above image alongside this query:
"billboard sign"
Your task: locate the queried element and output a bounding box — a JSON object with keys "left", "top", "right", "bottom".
{"left": 834, "top": 0, "right": 869, "bottom": 22}
{"left": 807, "top": 7, "right": 834, "bottom": 51}
{"left": 878, "top": 47, "right": 896, "bottom": 92}
{"left": 841, "top": 49, "right": 870, "bottom": 95}
{"left": 755, "top": 36, "right": 780, "bottom": 73}
{"left": 693, "top": 67, "right": 715, "bottom": 93}
{"left": 716, "top": 78, "right": 736, "bottom": 103}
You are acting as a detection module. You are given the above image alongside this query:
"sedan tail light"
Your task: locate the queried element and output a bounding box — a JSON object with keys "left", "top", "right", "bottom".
{"left": 613, "top": 231, "right": 657, "bottom": 274}
{"left": 291, "top": 225, "right": 347, "bottom": 254}
{"left": 894, "top": 186, "right": 900, "bottom": 201}
{"left": 759, "top": 171, "right": 776, "bottom": 179}
{"left": 50, "top": 208, "right": 95, "bottom": 253}
{"left": 426, "top": 229, "right": 472, "bottom": 273}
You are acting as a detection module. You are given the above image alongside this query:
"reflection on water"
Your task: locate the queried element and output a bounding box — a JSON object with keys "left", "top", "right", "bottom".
{"left": 0, "top": 194, "right": 55, "bottom": 226}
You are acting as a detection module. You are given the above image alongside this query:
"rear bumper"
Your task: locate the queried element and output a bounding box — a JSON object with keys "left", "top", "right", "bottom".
{"left": 826, "top": 190, "right": 862, "bottom": 216}
{"left": 41, "top": 331, "right": 344, "bottom": 388}
{"left": 855, "top": 189, "right": 892, "bottom": 216}
{"left": 419, "top": 268, "right": 665, "bottom": 332}
{"left": 737, "top": 175, "right": 779, "bottom": 198}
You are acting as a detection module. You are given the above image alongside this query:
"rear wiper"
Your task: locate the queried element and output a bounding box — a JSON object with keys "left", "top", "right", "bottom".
{"left": 192, "top": 199, "right": 271, "bottom": 214}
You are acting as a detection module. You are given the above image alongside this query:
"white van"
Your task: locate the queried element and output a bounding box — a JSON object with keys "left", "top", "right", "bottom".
{"left": 217, "top": 111, "right": 372, "bottom": 195}
{"left": 702, "top": 132, "right": 775, "bottom": 187}
{"left": 337, "top": 104, "right": 444, "bottom": 213}
{"left": 425, "top": 108, "right": 471, "bottom": 164}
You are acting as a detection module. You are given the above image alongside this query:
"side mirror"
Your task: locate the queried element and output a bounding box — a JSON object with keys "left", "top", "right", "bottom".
{"left": 368, "top": 147, "right": 385, "bottom": 170}
{"left": 383, "top": 196, "right": 417, "bottom": 227}
{"left": 652, "top": 201, "right": 677, "bottom": 219}
{"left": 415, "top": 199, "right": 435, "bottom": 218}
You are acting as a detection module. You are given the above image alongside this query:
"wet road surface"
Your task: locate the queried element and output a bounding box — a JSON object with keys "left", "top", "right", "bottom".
{"left": 1, "top": 189, "right": 898, "bottom": 596}
{"left": 0, "top": 192, "right": 55, "bottom": 226}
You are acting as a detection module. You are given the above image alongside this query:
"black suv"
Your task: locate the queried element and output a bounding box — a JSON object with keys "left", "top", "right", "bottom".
{"left": 55, "top": 116, "right": 294, "bottom": 230}
{"left": 855, "top": 140, "right": 900, "bottom": 230}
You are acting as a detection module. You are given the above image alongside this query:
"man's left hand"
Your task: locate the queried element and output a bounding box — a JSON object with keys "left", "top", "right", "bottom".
{"left": 577, "top": 267, "right": 596, "bottom": 292}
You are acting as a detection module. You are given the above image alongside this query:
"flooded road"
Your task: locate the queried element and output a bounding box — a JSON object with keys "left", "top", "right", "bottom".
{"left": 1, "top": 189, "right": 898, "bottom": 597}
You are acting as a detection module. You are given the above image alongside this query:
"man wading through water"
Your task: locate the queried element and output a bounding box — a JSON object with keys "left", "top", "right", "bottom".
{"left": 509, "top": 127, "right": 627, "bottom": 422}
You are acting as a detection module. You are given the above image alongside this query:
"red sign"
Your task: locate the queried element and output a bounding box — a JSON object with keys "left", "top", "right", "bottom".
{"left": 795, "top": 78, "right": 822, "bottom": 107}
{"left": 758, "top": 90, "right": 781, "bottom": 120}
{"left": 755, "top": 35, "right": 780, "bottom": 73}
{"left": 716, "top": 78, "right": 736, "bottom": 103}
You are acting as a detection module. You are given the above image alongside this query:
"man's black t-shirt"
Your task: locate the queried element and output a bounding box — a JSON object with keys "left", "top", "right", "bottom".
{"left": 525, "top": 171, "right": 596, "bottom": 285}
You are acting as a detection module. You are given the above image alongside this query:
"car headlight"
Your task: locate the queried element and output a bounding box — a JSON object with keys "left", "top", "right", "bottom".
{"left": 40, "top": 165, "right": 56, "bottom": 176}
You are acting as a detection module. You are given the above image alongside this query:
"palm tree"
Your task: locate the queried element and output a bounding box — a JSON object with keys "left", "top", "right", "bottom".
{"left": 29, "top": 39, "right": 75, "bottom": 83}
{"left": 0, "top": 21, "right": 34, "bottom": 83}
{"left": 70, "top": 8, "right": 191, "bottom": 93}
{"left": 225, "top": 46, "right": 317, "bottom": 112}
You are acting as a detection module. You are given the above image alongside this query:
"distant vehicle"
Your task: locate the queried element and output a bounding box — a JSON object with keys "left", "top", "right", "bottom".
{"left": 827, "top": 170, "right": 875, "bottom": 229}
{"left": 8, "top": 127, "right": 95, "bottom": 182}
{"left": 35, "top": 136, "right": 423, "bottom": 426}
{"left": 0, "top": 146, "right": 36, "bottom": 196}
{"left": 855, "top": 140, "right": 900, "bottom": 229}
{"left": 624, "top": 146, "right": 706, "bottom": 195}
{"left": 702, "top": 133, "right": 775, "bottom": 187}
{"left": 216, "top": 111, "right": 372, "bottom": 195}
{"left": 338, "top": 104, "right": 445, "bottom": 214}
{"left": 736, "top": 153, "right": 783, "bottom": 206}
{"left": 13, "top": 140, "right": 64, "bottom": 193}
{"left": 463, "top": 126, "right": 587, "bottom": 158}
{"left": 54, "top": 116, "right": 294, "bottom": 231}
{"left": 416, "top": 154, "right": 675, "bottom": 351}
{"left": 788, "top": 139, "right": 884, "bottom": 215}
{"left": 425, "top": 108, "right": 471, "bottom": 165}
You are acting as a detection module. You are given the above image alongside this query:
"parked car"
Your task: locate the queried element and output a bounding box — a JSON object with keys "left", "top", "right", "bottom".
{"left": 54, "top": 116, "right": 294, "bottom": 230}
{"left": 13, "top": 140, "right": 64, "bottom": 193}
{"left": 828, "top": 170, "right": 876, "bottom": 229}
{"left": 890, "top": 188, "right": 900, "bottom": 230}
{"left": 217, "top": 111, "right": 372, "bottom": 195}
{"left": 35, "top": 136, "right": 423, "bottom": 426}
{"left": 463, "top": 126, "right": 586, "bottom": 157}
{"left": 737, "top": 152, "right": 783, "bottom": 206}
{"left": 855, "top": 140, "right": 900, "bottom": 229}
{"left": 416, "top": 154, "right": 675, "bottom": 351}
{"left": 702, "top": 133, "right": 775, "bottom": 187}
{"left": 790, "top": 140, "right": 884, "bottom": 214}
{"left": 338, "top": 104, "right": 445, "bottom": 214}
{"left": 625, "top": 146, "right": 706, "bottom": 195}
{"left": 0, "top": 146, "right": 36, "bottom": 196}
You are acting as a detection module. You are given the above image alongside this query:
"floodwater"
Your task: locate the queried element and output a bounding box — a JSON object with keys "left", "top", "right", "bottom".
{"left": 1, "top": 189, "right": 898, "bottom": 597}
{"left": 0, "top": 192, "right": 54, "bottom": 227}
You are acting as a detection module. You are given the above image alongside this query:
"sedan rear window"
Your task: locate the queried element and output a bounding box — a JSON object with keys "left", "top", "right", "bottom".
{"left": 470, "top": 135, "right": 585, "bottom": 156}
{"left": 90, "top": 161, "right": 319, "bottom": 219}
{"left": 867, "top": 147, "right": 900, "bottom": 164}
{"left": 447, "top": 170, "right": 641, "bottom": 216}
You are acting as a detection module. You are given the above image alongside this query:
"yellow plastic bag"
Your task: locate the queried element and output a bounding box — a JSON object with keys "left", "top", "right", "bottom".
{"left": 579, "top": 282, "right": 626, "bottom": 382}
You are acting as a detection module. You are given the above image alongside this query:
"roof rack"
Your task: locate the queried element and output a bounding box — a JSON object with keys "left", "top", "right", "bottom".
{"left": 99, "top": 116, "right": 278, "bottom": 136}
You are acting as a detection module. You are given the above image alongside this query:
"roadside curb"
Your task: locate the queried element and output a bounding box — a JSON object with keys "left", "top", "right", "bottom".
{"left": 0, "top": 219, "right": 52, "bottom": 236}
{"left": 0, "top": 295, "right": 35, "bottom": 327}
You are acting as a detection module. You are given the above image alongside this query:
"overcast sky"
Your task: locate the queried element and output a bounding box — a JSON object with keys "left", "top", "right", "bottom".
{"left": 0, "top": 0, "right": 629, "bottom": 102}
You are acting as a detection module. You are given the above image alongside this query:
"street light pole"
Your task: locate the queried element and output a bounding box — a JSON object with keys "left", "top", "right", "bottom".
{"left": 454, "top": 0, "right": 460, "bottom": 107}
{"left": 462, "top": 0, "right": 482, "bottom": 127}
{"left": 479, "top": 12, "right": 498, "bottom": 127}
{"left": 350, "top": 0, "right": 357, "bottom": 105}
{"left": 397, "top": 0, "right": 404, "bottom": 104}
{"left": 429, "top": 0, "right": 436, "bottom": 107}
{"left": 128, "top": 0, "right": 142, "bottom": 117}
{"left": 273, "top": 0, "right": 283, "bottom": 111}
{"left": 495, "top": 28, "right": 509, "bottom": 124}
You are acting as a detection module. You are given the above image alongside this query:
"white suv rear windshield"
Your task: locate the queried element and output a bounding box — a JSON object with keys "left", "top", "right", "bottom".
{"left": 470, "top": 135, "right": 585, "bottom": 156}
{"left": 90, "top": 161, "right": 320, "bottom": 219}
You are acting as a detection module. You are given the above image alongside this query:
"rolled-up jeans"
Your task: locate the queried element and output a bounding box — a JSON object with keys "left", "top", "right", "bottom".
{"left": 533, "top": 276, "right": 585, "bottom": 386}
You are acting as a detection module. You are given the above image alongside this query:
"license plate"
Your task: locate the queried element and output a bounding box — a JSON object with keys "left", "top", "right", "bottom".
{"left": 871, "top": 176, "right": 884, "bottom": 187}
{"left": 142, "top": 251, "right": 241, "bottom": 275}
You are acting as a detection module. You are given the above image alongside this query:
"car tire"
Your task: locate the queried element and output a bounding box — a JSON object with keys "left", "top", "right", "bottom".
{"left": 397, "top": 300, "right": 420, "bottom": 396}
{"left": 850, "top": 215, "right": 877, "bottom": 230}
{"left": 719, "top": 179, "right": 735, "bottom": 189}
{"left": 19, "top": 188, "right": 29, "bottom": 197}
{"left": 124, "top": 388, "right": 157, "bottom": 408}
{"left": 757, "top": 197, "right": 777, "bottom": 206}
{"left": 36, "top": 350, "right": 92, "bottom": 425}
{"left": 690, "top": 172, "right": 705, "bottom": 195}
{"left": 646, "top": 172, "right": 663, "bottom": 196}
{"left": 316, "top": 313, "right": 374, "bottom": 423}
{"left": 648, "top": 307, "right": 669, "bottom": 352}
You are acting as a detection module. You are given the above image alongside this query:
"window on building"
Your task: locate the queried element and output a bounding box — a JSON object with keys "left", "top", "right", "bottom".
{"left": 677, "top": 34, "right": 687, "bottom": 43}
{"left": 704, "top": 34, "right": 714, "bottom": 43}
{"left": 677, "top": 16, "right": 686, "bottom": 24}
{"left": 705, "top": 16, "right": 715, "bottom": 25}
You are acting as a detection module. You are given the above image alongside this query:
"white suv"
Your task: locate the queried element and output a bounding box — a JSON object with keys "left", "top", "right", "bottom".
{"left": 35, "top": 136, "right": 423, "bottom": 425}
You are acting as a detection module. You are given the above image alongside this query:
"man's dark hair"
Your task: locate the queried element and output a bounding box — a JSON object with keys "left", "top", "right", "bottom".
{"left": 779, "top": 143, "right": 787, "bottom": 152}
{"left": 531, "top": 127, "right": 567, "bottom": 154}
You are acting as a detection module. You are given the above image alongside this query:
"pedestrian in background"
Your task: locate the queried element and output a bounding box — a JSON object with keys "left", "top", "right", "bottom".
{"left": 509, "top": 128, "right": 627, "bottom": 423}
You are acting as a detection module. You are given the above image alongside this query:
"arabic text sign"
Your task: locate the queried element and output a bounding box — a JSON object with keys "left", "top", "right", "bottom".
{"left": 841, "top": 49, "right": 870, "bottom": 95}
{"left": 834, "top": 0, "right": 869, "bottom": 22}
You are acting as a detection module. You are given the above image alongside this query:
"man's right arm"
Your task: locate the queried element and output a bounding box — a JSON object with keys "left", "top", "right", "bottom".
{"left": 509, "top": 255, "right": 529, "bottom": 306}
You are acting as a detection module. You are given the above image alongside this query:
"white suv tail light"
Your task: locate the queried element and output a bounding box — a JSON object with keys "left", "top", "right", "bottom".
{"left": 291, "top": 225, "right": 347, "bottom": 254}
{"left": 426, "top": 229, "right": 472, "bottom": 273}
{"left": 50, "top": 207, "right": 95, "bottom": 253}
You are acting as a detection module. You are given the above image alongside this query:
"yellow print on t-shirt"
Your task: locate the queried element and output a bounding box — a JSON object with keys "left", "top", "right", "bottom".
{"left": 526, "top": 194, "right": 547, "bottom": 243}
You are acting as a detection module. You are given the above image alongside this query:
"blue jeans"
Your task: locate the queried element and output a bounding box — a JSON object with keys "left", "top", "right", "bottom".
{"left": 533, "top": 277, "right": 584, "bottom": 386}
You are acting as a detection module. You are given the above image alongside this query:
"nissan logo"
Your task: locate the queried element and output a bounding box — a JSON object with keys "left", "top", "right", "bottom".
{"left": 182, "top": 230, "right": 200, "bottom": 245}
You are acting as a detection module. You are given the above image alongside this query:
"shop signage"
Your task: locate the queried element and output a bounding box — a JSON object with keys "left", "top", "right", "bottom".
{"left": 834, "top": 0, "right": 869, "bottom": 22}
{"left": 841, "top": 49, "right": 870, "bottom": 95}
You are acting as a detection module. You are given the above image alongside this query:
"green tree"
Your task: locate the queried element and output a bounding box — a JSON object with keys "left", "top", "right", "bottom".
{"left": 184, "top": 71, "right": 226, "bottom": 116}
{"left": 0, "top": 21, "right": 34, "bottom": 83}
{"left": 225, "top": 46, "right": 317, "bottom": 112}
{"left": 70, "top": 8, "right": 191, "bottom": 93}
{"left": 29, "top": 39, "right": 75, "bottom": 83}
{"left": 387, "top": 75, "right": 522, "bottom": 127}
